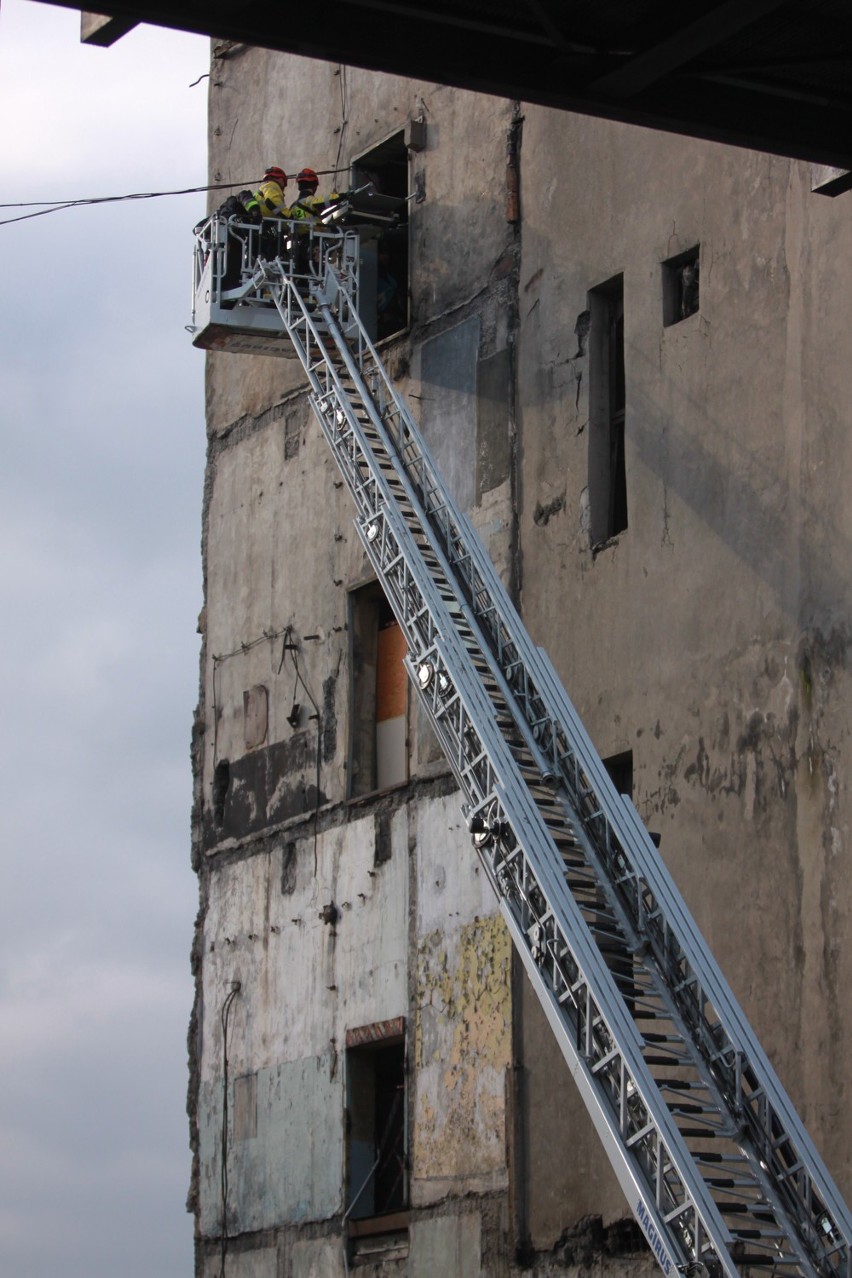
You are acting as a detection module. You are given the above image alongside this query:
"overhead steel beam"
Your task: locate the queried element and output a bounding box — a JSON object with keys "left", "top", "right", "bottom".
{"left": 31, "top": 0, "right": 852, "bottom": 170}
{"left": 80, "top": 11, "right": 138, "bottom": 44}
{"left": 589, "top": 0, "right": 790, "bottom": 98}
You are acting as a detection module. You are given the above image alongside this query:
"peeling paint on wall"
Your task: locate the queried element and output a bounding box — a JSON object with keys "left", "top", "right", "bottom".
{"left": 413, "top": 916, "right": 512, "bottom": 1192}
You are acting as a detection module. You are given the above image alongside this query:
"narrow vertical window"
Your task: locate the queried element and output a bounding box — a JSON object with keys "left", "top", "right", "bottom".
{"left": 588, "top": 275, "right": 627, "bottom": 547}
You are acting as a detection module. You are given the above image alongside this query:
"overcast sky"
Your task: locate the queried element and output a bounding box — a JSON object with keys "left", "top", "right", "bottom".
{"left": 0, "top": 4, "right": 210, "bottom": 1275}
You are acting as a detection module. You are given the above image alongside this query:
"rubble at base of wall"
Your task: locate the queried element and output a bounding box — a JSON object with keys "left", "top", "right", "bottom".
{"left": 194, "top": 1211, "right": 658, "bottom": 1278}
{"left": 523, "top": 1215, "right": 655, "bottom": 1277}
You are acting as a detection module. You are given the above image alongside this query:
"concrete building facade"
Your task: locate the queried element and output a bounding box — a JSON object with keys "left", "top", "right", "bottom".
{"left": 188, "top": 39, "right": 852, "bottom": 1278}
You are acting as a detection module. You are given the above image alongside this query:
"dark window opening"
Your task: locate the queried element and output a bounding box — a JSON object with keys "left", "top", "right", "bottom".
{"left": 602, "top": 751, "right": 635, "bottom": 1015}
{"left": 351, "top": 132, "right": 409, "bottom": 341}
{"left": 346, "top": 1038, "right": 407, "bottom": 1222}
{"left": 588, "top": 275, "right": 627, "bottom": 547}
{"left": 212, "top": 758, "right": 230, "bottom": 825}
{"left": 604, "top": 750, "right": 633, "bottom": 800}
{"left": 662, "top": 246, "right": 699, "bottom": 326}
{"left": 348, "top": 583, "right": 408, "bottom": 798}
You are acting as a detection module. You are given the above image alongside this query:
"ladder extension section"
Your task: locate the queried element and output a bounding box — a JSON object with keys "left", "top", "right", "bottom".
{"left": 198, "top": 218, "right": 852, "bottom": 1278}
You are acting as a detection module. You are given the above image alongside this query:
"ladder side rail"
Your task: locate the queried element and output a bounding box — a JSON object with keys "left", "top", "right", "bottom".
{"left": 535, "top": 653, "right": 852, "bottom": 1277}
{"left": 344, "top": 395, "right": 772, "bottom": 1220}
{"left": 304, "top": 285, "right": 748, "bottom": 1176}
{"left": 530, "top": 646, "right": 852, "bottom": 1277}
{"left": 256, "top": 262, "right": 847, "bottom": 1276}
{"left": 316, "top": 276, "right": 851, "bottom": 1276}
{"left": 308, "top": 277, "right": 595, "bottom": 793}
{"left": 310, "top": 283, "right": 634, "bottom": 826}
{"left": 497, "top": 865, "right": 723, "bottom": 1278}
{"left": 301, "top": 294, "right": 568, "bottom": 796}
{"left": 615, "top": 794, "right": 852, "bottom": 1275}
{"left": 358, "top": 501, "right": 741, "bottom": 1278}
{"left": 258, "top": 262, "right": 742, "bottom": 1278}
{"left": 296, "top": 277, "right": 848, "bottom": 1267}
{"left": 258, "top": 271, "right": 401, "bottom": 553}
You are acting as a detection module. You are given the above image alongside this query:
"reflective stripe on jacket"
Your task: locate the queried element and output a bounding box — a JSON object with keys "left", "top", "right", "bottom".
{"left": 244, "top": 180, "right": 288, "bottom": 217}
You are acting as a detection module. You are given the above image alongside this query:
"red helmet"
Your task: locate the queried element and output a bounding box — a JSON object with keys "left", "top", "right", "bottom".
{"left": 297, "top": 167, "right": 318, "bottom": 191}
{"left": 264, "top": 166, "right": 287, "bottom": 186}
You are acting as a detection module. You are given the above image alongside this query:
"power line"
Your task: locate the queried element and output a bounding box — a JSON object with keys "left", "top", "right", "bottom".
{"left": 0, "top": 171, "right": 341, "bottom": 227}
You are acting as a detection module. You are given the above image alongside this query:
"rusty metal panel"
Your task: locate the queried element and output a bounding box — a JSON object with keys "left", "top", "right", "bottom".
{"left": 345, "top": 1016, "right": 405, "bottom": 1049}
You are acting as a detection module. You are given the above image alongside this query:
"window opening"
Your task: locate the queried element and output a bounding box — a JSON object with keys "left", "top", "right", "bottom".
{"left": 662, "top": 246, "right": 699, "bottom": 326}
{"left": 351, "top": 132, "right": 409, "bottom": 341}
{"left": 588, "top": 275, "right": 627, "bottom": 547}
{"left": 346, "top": 1037, "right": 407, "bottom": 1223}
{"left": 602, "top": 751, "right": 635, "bottom": 1014}
{"left": 212, "top": 758, "right": 230, "bottom": 826}
{"left": 348, "top": 583, "right": 408, "bottom": 797}
{"left": 604, "top": 750, "right": 633, "bottom": 799}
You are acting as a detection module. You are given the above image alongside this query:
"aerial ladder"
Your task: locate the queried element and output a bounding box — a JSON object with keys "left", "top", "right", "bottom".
{"left": 191, "top": 211, "right": 852, "bottom": 1278}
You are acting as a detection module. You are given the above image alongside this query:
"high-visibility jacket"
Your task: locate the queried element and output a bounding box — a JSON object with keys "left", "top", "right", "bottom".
{"left": 244, "top": 180, "right": 288, "bottom": 218}
{"left": 289, "top": 192, "right": 325, "bottom": 222}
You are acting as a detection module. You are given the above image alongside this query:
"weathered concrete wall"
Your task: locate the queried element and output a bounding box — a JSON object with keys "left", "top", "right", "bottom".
{"left": 198, "top": 810, "right": 409, "bottom": 1233}
{"left": 191, "top": 34, "right": 852, "bottom": 1278}
{"left": 516, "top": 106, "right": 852, "bottom": 1240}
{"left": 192, "top": 48, "right": 524, "bottom": 1267}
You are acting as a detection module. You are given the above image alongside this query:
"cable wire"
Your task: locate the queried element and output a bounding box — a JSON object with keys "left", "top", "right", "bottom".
{"left": 278, "top": 627, "right": 324, "bottom": 877}
{"left": 219, "top": 982, "right": 241, "bottom": 1278}
{"left": 0, "top": 171, "right": 343, "bottom": 228}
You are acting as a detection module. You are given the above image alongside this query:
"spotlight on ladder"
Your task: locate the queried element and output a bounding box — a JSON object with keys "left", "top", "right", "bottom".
{"left": 469, "top": 813, "right": 493, "bottom": 849}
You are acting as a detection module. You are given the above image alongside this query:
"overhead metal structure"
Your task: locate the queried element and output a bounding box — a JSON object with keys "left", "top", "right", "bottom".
{"left": 36, "top": 0, "right": 852, "bottom": 171}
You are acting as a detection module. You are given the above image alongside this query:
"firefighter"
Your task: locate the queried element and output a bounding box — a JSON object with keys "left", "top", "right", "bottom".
{"left": 291, "top": 168, "right": 352, "bottom": 224}
{"left": 289, "top": 168, "right": 325, "bottom": 221}
{"left": 243, "top": 166, "right": 289, "bottom": 219}
{"left": 288, "top": 168, "right": 330, "bottom": 282}
{"left": 243, "top": 166, "right": 291, "bottom": 262}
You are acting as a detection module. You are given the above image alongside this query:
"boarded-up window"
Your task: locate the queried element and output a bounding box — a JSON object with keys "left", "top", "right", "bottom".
{"left": 349, "top": 584, "right": 408, "bottom": 796}
{"left": 376, "top": 613, "right": 407, "bottom": 790}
